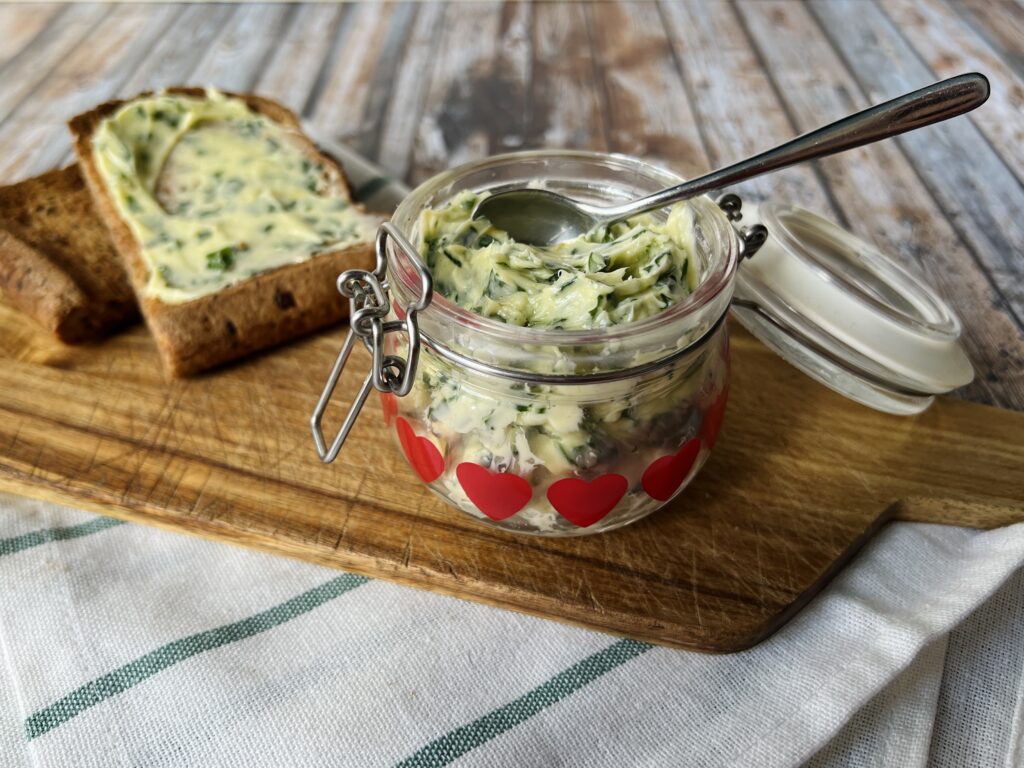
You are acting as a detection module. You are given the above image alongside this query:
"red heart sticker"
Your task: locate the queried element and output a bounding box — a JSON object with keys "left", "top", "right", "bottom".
{"left": 701, "top": 386, "right": 729, "bottom": 448}
{"left": 379, "top": 391, "right": 397, "bottom": 426}
{"left": 641, "top": 439, "right": 701, "bottom": 502}
{"left": 456, "top": 463, "right": 532, "bottom": 521}
{"left": 396, "top": 417, "right": 444, "bottom": 483}
{"left": 547, "top": 474, "right": 628, "bottom": 528}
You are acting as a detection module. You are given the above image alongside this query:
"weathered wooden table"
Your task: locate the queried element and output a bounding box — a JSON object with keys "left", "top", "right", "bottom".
{"left": 1, "top": 3, "right": 1021, "bottom": 760}
{"left": 1, "top": 0, "right": 1020, "bottom": 412}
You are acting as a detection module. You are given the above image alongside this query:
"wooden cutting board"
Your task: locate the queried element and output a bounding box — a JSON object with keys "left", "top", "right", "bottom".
{"left": 1, "top": 298, "right": 1021, "bottom": 652}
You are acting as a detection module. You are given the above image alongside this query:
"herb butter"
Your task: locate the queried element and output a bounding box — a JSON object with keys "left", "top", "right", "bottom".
{"left": 417, "top": 190, "right": 698, "bottom": 329}
{"left": 91, "top": 89, "right": 377, "bottom": 303}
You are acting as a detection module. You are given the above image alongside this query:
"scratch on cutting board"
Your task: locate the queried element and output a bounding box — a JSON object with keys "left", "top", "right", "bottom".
{"left": 326, "top": 471, "right": 368, "bottom": 549}
{"left": 78, "top": 436, "right": 102, "bottom": 476}
{"left": 331, "top": 505, "right": 352, "bottom": 551}
{"left": 438, "top": 557, "right": 459, "bottom": 582}
{"left": 142, "top": 451, "right": 174, "bottom": 505}
{"left": 146, "top": 386, "right": 190, "bottom": 452}
{"left": 188, "top": 471, "right": 212, "bottom": 519}
{"left": 84, "top": 397, "right": 102, "bottom": 433}
{"left": 6, "top": 423, "right": 21, "bottom": 454}
{"left": 851, "top": 469, "right": 875, "bottom": 497}
{"left": 162, "top": 463, "right": 187, "bottom": 507}
{"left": 562, "top": 577, "right": 583, "bottom": 602}
{"left": 27, "top": 443, "right": 45, "bottom": 479}
{"left": 119, "top": 453, "right": 148, "bottom": 505}
{"left": 401, "top": 538, "right": 412, "bottom": 568}
{"left": 586, "top": 584, "right": 604, "bottom": 613}
{"left": 714, "top": 543, "right": 766, "bottom": 601}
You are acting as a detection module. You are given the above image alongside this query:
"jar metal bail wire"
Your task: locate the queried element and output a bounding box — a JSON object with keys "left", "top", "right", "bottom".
{"left": 311, "top": 222, "right": 432, "bottom": 463}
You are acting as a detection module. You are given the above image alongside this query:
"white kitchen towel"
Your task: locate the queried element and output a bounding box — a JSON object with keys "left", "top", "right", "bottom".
{"left": 1, "top": 492, "right": 1022, "bottom": 768}
{"left": 927, "top": 566, "right": 1024, "bottom": 767}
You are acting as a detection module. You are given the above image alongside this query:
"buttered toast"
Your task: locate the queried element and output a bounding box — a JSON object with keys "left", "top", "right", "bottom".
{"left": 69, "top": 87, "right": 378, "bottom": 377}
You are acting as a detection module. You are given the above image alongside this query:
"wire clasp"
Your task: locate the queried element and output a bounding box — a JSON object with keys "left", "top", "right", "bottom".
{"left": 311, "top": 222, "right": 433, "bottom": 463}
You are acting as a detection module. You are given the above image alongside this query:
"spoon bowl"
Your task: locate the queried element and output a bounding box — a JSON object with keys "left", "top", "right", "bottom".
{"left": 475, "top": 187, "right": 598, "bottom": 246}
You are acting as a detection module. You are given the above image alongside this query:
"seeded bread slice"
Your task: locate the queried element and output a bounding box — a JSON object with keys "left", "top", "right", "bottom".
{"left": 69, "top": 87, "right": 376, "bottom": 377}
{"left": 0, "top": 165, "right": 138, "bottom": 342}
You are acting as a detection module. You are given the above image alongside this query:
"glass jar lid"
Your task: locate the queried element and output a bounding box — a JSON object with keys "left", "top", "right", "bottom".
{"left": 730, "top": 202, "right": 973, "bottom": 415}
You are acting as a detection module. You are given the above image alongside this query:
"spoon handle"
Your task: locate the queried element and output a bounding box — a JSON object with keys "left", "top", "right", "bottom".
{"left": 599, "top": 72, "right": 990, "bottom": 222}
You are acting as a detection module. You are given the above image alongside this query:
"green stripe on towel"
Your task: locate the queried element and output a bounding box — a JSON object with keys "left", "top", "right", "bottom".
{"left": 397, "top": 638, "right": 652, "bottom": 768}
{"left": 25, "top": 572, "right": 370, "bottom": 739}
{"left": 0, "top": 517, "right": 125, "bottom": 558}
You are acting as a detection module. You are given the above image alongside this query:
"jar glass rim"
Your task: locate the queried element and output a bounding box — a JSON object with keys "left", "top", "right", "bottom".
{"left": 387, "top": 149, "right": 739, "bottom": 348}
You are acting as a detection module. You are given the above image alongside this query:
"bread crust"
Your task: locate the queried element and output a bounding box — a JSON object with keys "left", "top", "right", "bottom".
{"left": 69, "top": 87, "right": 376, "bottom": 377}
{"left": 0, "top": 166, "right": 138, "bottom": 342}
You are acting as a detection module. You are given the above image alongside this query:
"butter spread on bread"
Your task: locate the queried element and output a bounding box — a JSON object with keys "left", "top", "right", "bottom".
{"left": 90, "top": 89, "right": 377, "bottom": 303}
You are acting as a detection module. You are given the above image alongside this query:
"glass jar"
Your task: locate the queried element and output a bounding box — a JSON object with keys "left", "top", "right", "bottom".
{"left": 312, "top": 150, "right": 973, "bottom": 537}
{"left": 380, "top": 151, "right": 741, "bottom": 535}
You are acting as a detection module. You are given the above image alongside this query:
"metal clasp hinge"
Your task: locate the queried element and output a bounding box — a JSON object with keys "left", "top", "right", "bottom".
{"left": 311, "top": 222, "right": 433, "bottom": 463}
{"left": 717, "top": 193, "right": 768, "bottom": 260}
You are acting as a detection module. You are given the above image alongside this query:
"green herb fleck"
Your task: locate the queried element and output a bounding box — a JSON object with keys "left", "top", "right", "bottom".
{"left": 153, "top": 109, "right": 180, "bottom": 128}
{"left": 238, "top": 120, "right": 262, "bottom": 137}
{"left": 205, "top": 246, "right": 236, "bottom": 271}
{"left": 157, "top": 265, "right": 176, "bottom": 287}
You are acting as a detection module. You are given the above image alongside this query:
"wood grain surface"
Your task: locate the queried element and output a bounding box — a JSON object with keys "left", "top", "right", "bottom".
{"left": 0, "top": 1, "right": 1022, "bottom": 650}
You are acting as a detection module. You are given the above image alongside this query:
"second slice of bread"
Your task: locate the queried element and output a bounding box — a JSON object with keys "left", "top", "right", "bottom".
{"left": 0, "top": 165, "right": 138, "bottom": 342}
{"left": 69, "top": 87, "right": 376, "bottom": 377}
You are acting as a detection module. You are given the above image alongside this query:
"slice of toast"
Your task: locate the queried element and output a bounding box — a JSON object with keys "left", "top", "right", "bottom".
{"left": 0, "top": 165, "right": 138, "bottom": 342}
{"left": 69, "top": 87, "right": 376, "bottom": 377}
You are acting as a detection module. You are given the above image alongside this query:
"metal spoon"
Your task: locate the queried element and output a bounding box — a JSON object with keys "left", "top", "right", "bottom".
{"left": 473, "top": 73, "right": 990, "bottom": 247}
